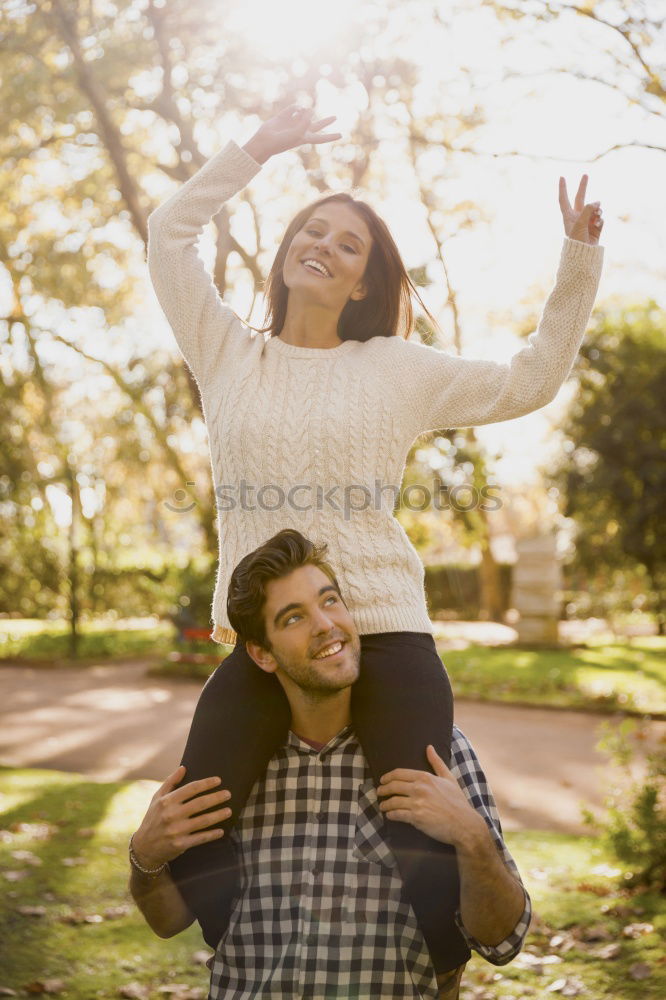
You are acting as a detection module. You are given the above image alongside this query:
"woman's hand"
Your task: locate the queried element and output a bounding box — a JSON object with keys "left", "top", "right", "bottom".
{"left": 559, "top": 174, "right": 604, "bottom": 245}
{"left": 242, "top": 104, "right": 341, "bottom": 165}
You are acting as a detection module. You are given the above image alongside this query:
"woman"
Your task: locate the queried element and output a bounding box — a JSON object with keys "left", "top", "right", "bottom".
{"left": 146, "top": 104, "right": 604, "bottom": 973}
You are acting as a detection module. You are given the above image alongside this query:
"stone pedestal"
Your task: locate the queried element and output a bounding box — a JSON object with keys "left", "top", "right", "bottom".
{"left": 511, "top": 534, "right": 562, "bottom": 645}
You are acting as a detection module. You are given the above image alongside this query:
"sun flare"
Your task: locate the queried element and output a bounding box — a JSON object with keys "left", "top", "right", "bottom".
{"left": 226, "top": 0, "right": 359, "bottom": 60}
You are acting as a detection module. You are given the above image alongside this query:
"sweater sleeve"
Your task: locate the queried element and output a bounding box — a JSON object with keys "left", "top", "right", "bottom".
{"left": 390, "top": 237, "right": 604, "bottom": 438}
{"left": 147, "top": 140, "right": 263, "bottom": 390}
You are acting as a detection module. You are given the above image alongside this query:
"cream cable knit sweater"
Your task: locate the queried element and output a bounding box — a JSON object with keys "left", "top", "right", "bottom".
{"left": 147, "top": 140, "right": 604, "bottom": 644}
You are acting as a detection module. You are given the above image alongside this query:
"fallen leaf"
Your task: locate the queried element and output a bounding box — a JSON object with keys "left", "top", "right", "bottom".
{"left": 547, "top": 977, "right": 585, "bottom": 996}
{"left": 104, "top": 905, "right": 131, "bottom": 919}
{"left": 76, "top": 827, "right": 95, "bottom": 838}
{"left": 576, "top": 924, "right": 612, "bottom": 942}
{"left": 0, "top": 988, "right": 18, "bottom": 997}
{"left": 2, "top": 871, "right": 28, "bottom": 882}
{"left": 23, "top": 981, "right": 65, "bottom": 995}
{"left": 61, "top": 857, "right": 86, "bottom": 866}
{"left": 622, "top": 922, "right": 654, "bottom": 938}
{"left": 59, "top": 909, "right": 103, "bottom": 925}
{"left": 594, "top": 942, "right": 622, "bottom": 959}
{"left": 629, "top": 963, "right": 652, "bottom": 981}
{"left": 17, "top": 906, "right": 46, "bottom": 917}
{"left": 575, "top": 881, "right": 612, "bottom": 896}
{"left": 600, "top": 903, "right": 636, "bottom": 918}
{"left": 119, "top": 984, "right": 149, "bottom": 1000}
{"left": 10, "top": 822, "right": 57, "bottom": 839}
{"left": 190, "top": 951, "right": 212, "bottom": 966}
{"left": 10, "top": 850, "right": 42, "bottom": 866}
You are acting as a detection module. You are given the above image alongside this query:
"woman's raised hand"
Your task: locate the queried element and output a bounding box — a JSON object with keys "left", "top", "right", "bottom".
{"left": 559, "top": 174, "right": 604, "bottom": 245}
{"left": 242, "top": 104, "right": 341, "bottom": 165}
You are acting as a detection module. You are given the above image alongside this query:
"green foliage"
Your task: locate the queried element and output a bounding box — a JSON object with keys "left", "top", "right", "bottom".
{"left": 553, "top": 304, "right": 666, "bottom": 631}
{"left": 583, "top": 720, "right": 666, "bottom": 892}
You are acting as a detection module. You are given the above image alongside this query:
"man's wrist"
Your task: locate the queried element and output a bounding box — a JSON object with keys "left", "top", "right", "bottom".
{"left": 452, "top": 808, "right": 493, "bottom": 858}
{"left": 129, "top": 832, "right": 168, "bottom": 877}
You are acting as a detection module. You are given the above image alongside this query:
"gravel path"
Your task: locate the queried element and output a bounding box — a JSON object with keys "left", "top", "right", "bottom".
{"left": 1, "top": 659, "right": 663, "bottom": 835}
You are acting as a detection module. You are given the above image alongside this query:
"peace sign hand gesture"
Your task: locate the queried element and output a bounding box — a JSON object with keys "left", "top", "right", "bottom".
{"left": 559, "top": 174, "right": 604, "bottom": 246}
{"left": 243, "top": 104, "right": 341, "bottom": 165}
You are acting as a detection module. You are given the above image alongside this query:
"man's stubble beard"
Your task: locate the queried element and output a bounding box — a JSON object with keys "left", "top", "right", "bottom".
{"left": 272, "top": 634, "right": 362, "bottom": 697}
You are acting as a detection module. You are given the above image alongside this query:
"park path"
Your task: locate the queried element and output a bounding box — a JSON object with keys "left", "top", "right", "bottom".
{"left": 0, "top": 657, "right": 663, "bottom": 836}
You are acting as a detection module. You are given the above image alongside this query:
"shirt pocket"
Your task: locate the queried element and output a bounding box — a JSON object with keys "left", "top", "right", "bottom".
{"left": 351, "top": 777, "right": 397, "bottom": 872}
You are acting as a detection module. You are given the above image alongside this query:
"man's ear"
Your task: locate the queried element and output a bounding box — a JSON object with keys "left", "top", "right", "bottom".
{"left": 245, "top": 640, "right": 278, "bottom": 674}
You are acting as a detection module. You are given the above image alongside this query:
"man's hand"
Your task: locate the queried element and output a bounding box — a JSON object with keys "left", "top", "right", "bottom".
{"left": 131, "top": 765, "right": 232, "bottom": 870}
{"left": 377, "top": 745, "right": 486, "bottom": 849}
{"left": 559, "top": 174, "right": 604, "bottom": 245}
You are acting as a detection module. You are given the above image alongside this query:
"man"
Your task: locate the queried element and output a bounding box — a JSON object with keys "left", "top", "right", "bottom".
{"left": 129, "top": 530, "right": 530, "bottom": 999}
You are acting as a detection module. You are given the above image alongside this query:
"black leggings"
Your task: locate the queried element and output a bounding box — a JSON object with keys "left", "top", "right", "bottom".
{"left": 168, "top": 631, "right": 471, "bottom": 973}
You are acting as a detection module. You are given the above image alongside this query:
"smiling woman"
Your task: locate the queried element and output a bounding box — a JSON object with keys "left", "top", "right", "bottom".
{"left": 224, "top": 0, "right": 359, "bottom": 57}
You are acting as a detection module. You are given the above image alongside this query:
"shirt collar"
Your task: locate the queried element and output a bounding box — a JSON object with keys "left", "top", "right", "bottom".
{"left": 287, "top": 724, "right": 355, "bottom": 755}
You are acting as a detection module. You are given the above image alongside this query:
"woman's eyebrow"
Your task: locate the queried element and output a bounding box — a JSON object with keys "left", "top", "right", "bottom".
{"left": 308, "top": 217, "right": 366, "bottom": 247}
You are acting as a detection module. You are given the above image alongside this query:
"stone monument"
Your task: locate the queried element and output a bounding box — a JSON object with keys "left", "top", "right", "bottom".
{"left": 511, "top": 533, "right": 562, "bottom": 645}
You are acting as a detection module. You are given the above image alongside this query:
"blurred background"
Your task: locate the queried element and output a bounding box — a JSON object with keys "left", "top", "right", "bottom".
{"left": 0, "top": 1, "right": 664, "bottom": 998}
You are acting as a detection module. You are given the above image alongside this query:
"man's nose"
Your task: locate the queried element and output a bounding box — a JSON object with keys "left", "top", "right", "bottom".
{"left": 311, "top": 607, "right": 336, "bottom": 632}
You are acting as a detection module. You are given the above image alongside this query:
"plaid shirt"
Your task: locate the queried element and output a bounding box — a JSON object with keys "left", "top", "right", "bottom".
{"left": 209, "top": 725, "right": 531, "bottom": 999}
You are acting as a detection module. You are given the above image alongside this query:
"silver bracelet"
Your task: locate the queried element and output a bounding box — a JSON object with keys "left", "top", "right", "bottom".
{"left": 129, "top": 833, "right": 168, "bottom": 878}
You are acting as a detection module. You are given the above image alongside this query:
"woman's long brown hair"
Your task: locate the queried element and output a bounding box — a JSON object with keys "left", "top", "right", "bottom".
{"left": 259, "top": 193, "right": 438, "bottom": 342}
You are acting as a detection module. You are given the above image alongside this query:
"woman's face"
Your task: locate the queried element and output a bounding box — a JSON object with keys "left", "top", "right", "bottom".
{"left": 282, "top": 202, "right": 373, "bottom": 310}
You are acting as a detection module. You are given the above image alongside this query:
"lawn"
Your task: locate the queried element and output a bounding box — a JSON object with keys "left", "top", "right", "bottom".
{"left": 0, "top": 768, "right": 663, "bottom": 999}
{"left": 0, "top": 619, "right": 173, "bottom": 662}
{"left": 443, "top": 636, "right": 666, "bottom": 716}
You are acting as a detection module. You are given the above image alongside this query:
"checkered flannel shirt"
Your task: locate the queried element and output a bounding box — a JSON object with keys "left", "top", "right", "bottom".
{"left": 209, "top": 724, "right": 531, "bottom": 999}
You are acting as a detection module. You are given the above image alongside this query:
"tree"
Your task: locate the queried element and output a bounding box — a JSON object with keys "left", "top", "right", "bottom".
{"left": 551, "top": 302, "right": 666, "bottom": 632}
{"left": 486, "top": 0, "right": 666, "bottom": 159}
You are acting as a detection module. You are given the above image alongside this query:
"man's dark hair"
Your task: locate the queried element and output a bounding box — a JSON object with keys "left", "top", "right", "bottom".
{"left": 227, "top": 529, "right": 342, "bottom": 648}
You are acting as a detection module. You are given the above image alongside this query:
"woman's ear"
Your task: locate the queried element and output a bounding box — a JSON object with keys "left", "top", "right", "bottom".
{"left": 349, "top": 281, "right": 367, "bottom": 302}
{"left": 246, "top": 640, "right": 278, "bottom": 674}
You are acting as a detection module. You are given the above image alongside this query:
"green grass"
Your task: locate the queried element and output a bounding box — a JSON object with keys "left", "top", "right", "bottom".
{"left": 0, "top": 768, "right": 663, "bottom": 999}
{"left": 0, "top": 618, "right": 174, "bottom": 662}
{"left": 443, "top": 637, "right": 666, "bottom": 715}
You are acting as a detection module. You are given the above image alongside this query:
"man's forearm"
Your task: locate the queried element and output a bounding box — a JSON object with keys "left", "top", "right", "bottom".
{"left": 129, "top": 865, "right": 195, "bottom": 939}
{"left": 455, "top": 814, "right": 526, "bottom": 947}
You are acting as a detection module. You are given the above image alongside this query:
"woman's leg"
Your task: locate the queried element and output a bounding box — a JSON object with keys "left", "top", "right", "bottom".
{"left": 351, "top": 632, "right": 471, "bottom": 974}
{"left": 167, "top": 641, "right": 291, "bottom": 949}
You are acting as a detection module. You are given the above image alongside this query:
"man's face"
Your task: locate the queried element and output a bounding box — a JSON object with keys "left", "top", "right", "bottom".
{"left": 248, "top": 564, "right": 361, "bottom": 697}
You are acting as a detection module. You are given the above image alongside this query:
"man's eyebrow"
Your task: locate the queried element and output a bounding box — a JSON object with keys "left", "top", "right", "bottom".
{"left": 307, "top": 217, "right": 366, "bottom": 247}
{"left": 273, "top": 585, "right": 339, "bottom": 627}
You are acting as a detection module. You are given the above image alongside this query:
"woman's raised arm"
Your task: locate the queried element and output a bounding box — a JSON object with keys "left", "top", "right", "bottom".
{"left": 147, "top": 105, "right": 340, "bottom": 390}
{"left": 384, "top": 175, "right": 605, "bottom": 438}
